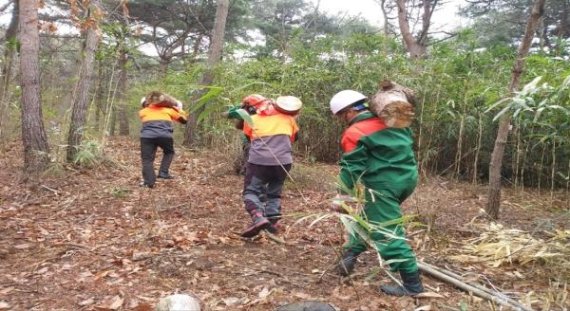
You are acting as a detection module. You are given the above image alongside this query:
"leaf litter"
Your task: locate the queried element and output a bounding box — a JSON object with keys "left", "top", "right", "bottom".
{"left": 0, "top": 138, "right": 568, "bottom": 310}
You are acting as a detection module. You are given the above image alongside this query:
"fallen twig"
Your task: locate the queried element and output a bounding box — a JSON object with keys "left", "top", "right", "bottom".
{"left": 40, "top": 185, "right": 58, "bottom": 196}
{"left": 262, "top": 230, "right": 288, "bottom": 245}
{"left": 418, "top": 262, "right": 533, "bottom": 311}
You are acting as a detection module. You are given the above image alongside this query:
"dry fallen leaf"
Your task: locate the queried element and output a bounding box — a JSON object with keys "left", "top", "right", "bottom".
{"left": 78, "top": 297, "right": 95, "bottom": 306}
{"left": 258, "top": 287, "right": 272, "bottom": 299}
{"left": 14, "top": 243, "right": 32, "bottom": 250}
{"left": 414, "top": 305, "right": 432, "bottom": 311}
{"left": 36, "top": 267, "right": 49, "bottom": 275}
{"left": 109, "top": 295, "right": 124, "bottom": 309}
{"left": 95, "top": 295, "right": 124, "bottom": 311}
{"left": 222, "top": 297, "right": 241, "bottom": 306}
{"left": 0, "top": 301, "right": 10, "bottom": 310}
{"left": 131, "top": 303, "right": 153, "bottom": 311}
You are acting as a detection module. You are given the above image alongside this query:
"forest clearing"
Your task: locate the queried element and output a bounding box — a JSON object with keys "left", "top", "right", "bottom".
{"left": 0, "top": 138, "right": 568, "bottom": 310}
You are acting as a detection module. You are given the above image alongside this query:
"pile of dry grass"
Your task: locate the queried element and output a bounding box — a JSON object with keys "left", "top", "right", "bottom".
{"left": 451, "top": 223, "right": 570, "bottom": 270}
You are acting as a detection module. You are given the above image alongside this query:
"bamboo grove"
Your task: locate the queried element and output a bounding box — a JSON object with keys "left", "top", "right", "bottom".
{"left": 0, "top": 3, "right": 569, "bottom": 199}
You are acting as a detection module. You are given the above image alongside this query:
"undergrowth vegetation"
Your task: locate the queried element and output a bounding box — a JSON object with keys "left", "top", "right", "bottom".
{"left": 1, "top": 31, "right": 568, "bottom": 192}
{"left": 117, "top": 32, "right": 570, "bottom": 193}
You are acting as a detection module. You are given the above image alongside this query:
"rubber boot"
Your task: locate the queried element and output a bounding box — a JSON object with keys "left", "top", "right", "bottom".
{"left": 380, "top": 270, "right": 424, "bottom": 296}
{"left": 335, "top": 249, "right": 361, "bottom": 277}
{"left": 241, "top": 212, "right": 270, "bottom": 238}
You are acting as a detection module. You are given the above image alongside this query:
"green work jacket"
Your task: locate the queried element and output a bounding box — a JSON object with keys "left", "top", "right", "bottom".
{"left": 338, "top": 111, "right": 418, "bottom": 192}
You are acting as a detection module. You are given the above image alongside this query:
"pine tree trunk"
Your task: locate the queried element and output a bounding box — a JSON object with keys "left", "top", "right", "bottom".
{"left": 183, "top": 0, "right": 229, "bottom": 146}
{"left": 486, "top": 0, "right": 546, "bottom": 220}
{"left": 66, "top": 2, "right": 102, "bottom": 162}
{"left": 396, "top": 0, "right": 427, "bottom": 58}
{"left": 159, "top": 58, "right": 170, "bottom": 77}
{"left": 19, "top": 0, "right": 50, "bottom": 173}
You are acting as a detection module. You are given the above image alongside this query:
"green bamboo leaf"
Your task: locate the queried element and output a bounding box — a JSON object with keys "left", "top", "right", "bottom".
{"left": 521, "top": 76, "right": 542, "bottom": 95}
{"left": 547, "top": 105, "right": 567, "bottom": 111}
{"left": 485, "top": 98, "right": 511, "bottom": 113}
{"left": 513, "top": 108, "right": 523, "bottom": 119}
{"left": 533, "top": 107, "right": 546, "bottom": 122}
{"left": 492, "top": 105, "right": 512, "bottom": 122}
{"left": 189, "top": 85, "right": 224, "bottom": 114}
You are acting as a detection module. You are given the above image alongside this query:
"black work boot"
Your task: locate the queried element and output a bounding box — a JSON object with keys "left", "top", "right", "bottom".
{"left": 157, "top": 173, "right": 174, "bottom": 179}
{"left": 335, "top": 249, "right": 361, "bottom": 277}
{"left": 266, "top": 215, "right": 281, "bottom": 234}
{"left": 241, "top": 212, "right": 270, "bottom": 238}
{"left": 380, "top": 270, "right": 424, "bottom": 296}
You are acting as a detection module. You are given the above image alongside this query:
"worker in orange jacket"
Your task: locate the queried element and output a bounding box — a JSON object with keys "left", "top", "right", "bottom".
{"left": 240, "top": 96, "right": 302, "bottom": 237}
{"left": 139, "top": 97, "right": 187, "bottom": 188}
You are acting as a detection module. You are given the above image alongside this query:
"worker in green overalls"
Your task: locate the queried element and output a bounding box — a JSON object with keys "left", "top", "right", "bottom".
{"left": 329, "top": 90, "right": 424, "bottom": 297}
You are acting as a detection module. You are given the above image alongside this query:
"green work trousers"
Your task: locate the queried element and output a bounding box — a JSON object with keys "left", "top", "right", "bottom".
{"left": 343, "top": 181, "right": 419, "bottom": 273}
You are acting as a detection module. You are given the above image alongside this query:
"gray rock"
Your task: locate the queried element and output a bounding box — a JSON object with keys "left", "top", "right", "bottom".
{"left": 155, "top": 294, "right": 200, "bottom": 311}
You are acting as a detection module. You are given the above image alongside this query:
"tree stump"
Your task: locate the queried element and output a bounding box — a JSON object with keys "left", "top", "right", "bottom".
{"left": 370, "top": 80, "right": 416, "bottom": 128}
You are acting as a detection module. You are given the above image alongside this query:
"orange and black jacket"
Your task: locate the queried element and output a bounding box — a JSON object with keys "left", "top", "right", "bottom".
{"left": 242, "top": 113, "right": 299, "bottom": 166}
{"left": 139, "top": 104, "right": 187, "bottom": 139}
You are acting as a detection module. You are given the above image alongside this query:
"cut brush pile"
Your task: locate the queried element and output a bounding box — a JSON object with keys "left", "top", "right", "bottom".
{"left": 450, "top": 223, "right": 570, "bottom": 270}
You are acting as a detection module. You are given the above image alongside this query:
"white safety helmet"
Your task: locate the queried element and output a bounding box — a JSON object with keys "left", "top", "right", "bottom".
{"left": 275, "top": 96, "right": 302, "bottom": 115}
{"left": 329, "top": 90, "right": 367, "bottom": 115}
{"left": 175, "top": 100, "right": 183, "bottom": 110}
{"left": 140, "top": 96, "right": 147, "bottom": 107}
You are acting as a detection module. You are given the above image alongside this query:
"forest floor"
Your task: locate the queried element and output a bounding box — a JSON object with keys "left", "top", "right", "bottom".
{"left": 0, "top": 138, "right": 568, "bottom": 311}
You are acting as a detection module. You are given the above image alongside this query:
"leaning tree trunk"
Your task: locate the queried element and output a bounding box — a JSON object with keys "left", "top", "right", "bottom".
{"left": 183, "top": 0, "right": 229, "bottom": 146}
{"left": 486, "top": 0, "right": 546, "bottom": 220}
{"left": 19, "top": 0, "right": 50, "bottom": 173}
{"left": 395, "top": 0, "right": 427, "bottom": 59}
{"left": 0, "top": 0, "right": 19, "bottom": 142}
{"left": 66, "top": 1, "right": 102, "bottom": 162}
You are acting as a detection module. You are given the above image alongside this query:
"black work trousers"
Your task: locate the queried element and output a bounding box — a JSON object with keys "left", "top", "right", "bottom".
{"left": 243, "top": 163, "right": 292, "bottom": 220}
{"left": 140, "top": 137, "right": 175, "bottom": 186}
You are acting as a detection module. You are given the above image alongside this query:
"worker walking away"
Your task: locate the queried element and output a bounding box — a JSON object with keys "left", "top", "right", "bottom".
{"left": 240, "top": 96, "right": 302, "bottom": 237}
{"left": 329, "top": 90, "right": 423, "bottom": 296}
{"left": 139, "top": 94, "right": 188, "bottom": 188}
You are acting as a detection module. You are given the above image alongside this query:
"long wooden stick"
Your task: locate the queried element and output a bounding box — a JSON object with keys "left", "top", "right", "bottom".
{"left": 420, "top": 262, "right": 529, "bottom": 306}
{"left": 420, "top": 262, "right": 502, "bottom": 297}
{"left": 418, "top": 262, "right": 533, "bottom": 311}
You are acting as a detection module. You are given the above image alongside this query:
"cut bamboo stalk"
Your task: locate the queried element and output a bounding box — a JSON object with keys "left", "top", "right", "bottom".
{"left": 420, "top": 262, "right": 522, "bottom": 304}
{"left": 418, "top": 262, "right": 533, "bottom": 311}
